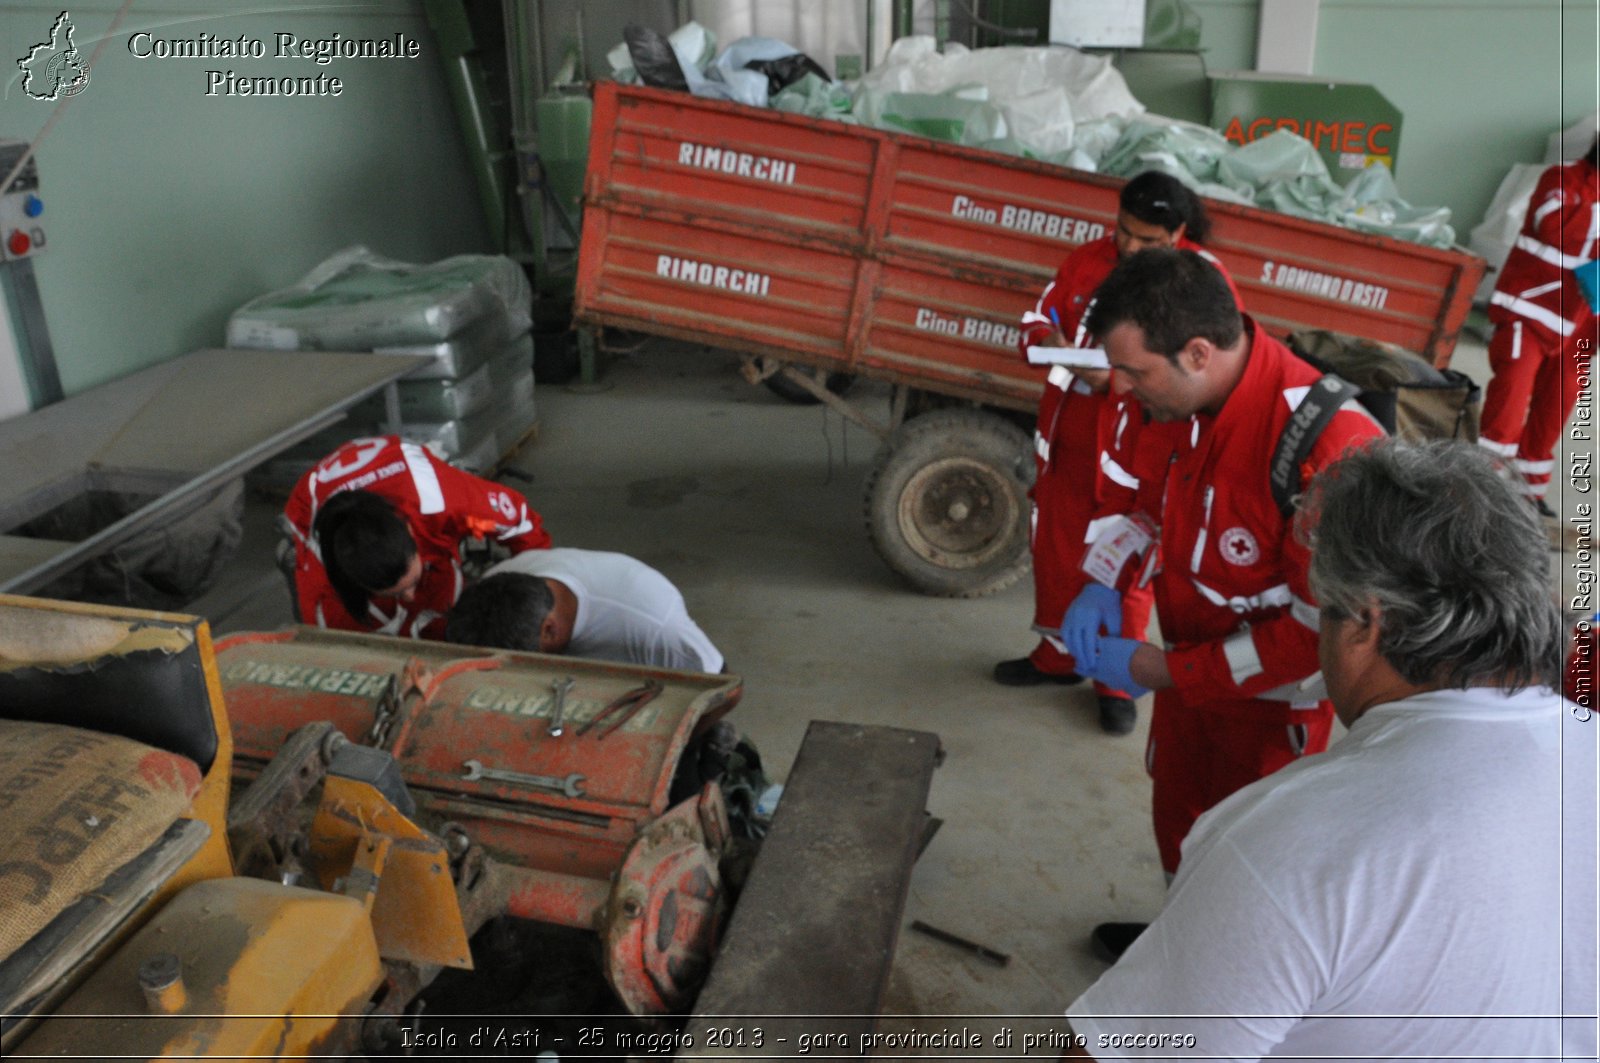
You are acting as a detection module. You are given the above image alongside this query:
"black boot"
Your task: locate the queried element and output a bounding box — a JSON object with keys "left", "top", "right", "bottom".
{"left": 1097, "top": 695, "right": 1138, "bottom": 735}
{"left": 1090, "top": 921, "right": 1148, "bottom": 963}
{"left": 993, "top": 657, "right": 1084, "bottom": 686}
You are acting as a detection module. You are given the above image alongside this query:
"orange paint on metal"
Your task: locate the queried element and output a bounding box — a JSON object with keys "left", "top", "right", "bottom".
{"left": 309, "top": 775, "right": 474, "bottom": 970}
{"left": 216, "top": 625, "right": 740, "bottom": 907}
{"left": 493, "top": 863, "right": 613, "bottom": 929}
{"left": 577, "top": 82, "right": 1483, "bottom": 383}
{"left": 601, "top": 786, "right": 730, "bottom": 1014}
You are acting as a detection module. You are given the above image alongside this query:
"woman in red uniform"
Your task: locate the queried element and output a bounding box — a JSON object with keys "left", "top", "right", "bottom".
{"left": 996, "top": 171, "right": 1238, "bottom": 736}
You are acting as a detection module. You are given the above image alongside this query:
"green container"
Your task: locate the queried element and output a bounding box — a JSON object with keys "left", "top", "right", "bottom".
{"left": 1209, "top": 72, "right": 1404, "bottom": 178}
{"left": 535, "top": 93, "right": 592, "bottom": 222}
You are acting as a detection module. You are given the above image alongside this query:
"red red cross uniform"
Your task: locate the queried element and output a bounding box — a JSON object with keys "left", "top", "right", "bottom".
{"left": 1479, "top": 156, "right": 1600, "bottom": 501}
{"left": 284, "top": 435, "right": 551, "bottom": 639}
{"left": 1017, "top": 235, "right": 1235, "bottom": 699}
{"left": 1089, "top": 321, "right": 1385, "bottom": 873}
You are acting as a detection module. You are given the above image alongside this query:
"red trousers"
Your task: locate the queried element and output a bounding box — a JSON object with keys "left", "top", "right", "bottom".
{"left": 1479, "top": 318, "right": 1594, "bottom": 500}
{"left": 1146, "top": 690, "right": 1334, "bottom": 874}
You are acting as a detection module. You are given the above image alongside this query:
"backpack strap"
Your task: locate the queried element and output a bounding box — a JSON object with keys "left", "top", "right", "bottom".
{"left": 1269, "top": 374, "right": 1364, "bottom": 517}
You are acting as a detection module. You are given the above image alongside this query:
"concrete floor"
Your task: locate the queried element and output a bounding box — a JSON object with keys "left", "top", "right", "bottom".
{"left": 191, "top": 322, "right": 1590, "bottom": 1047}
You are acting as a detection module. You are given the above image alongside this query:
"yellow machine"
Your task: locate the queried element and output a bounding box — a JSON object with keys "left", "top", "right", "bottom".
{"left": 0, "top": 595, "right": 482, "bottom": 1059}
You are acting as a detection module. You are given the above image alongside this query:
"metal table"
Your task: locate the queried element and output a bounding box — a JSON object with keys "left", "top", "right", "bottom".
{"left": 0, "top": 348, "right": 431, "bottom": 594}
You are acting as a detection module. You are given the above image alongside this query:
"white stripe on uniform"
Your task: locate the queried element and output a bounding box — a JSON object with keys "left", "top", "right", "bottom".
{"left": 1100, "top": 453, "right": 1139, "bottom": 490}
{"left": 1490, "top": 290, "right": 1577, "bottom": 337}
{"left": 401, "top": 441, "right": 446, "bottom": 514}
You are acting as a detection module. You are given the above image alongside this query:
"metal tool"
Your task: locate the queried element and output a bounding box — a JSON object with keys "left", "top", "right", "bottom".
{"left": 460, "top": 760, "right": 586, "bottom": 798}
{"left": 909, "top": 919, "right": 1011, "bottom": 967}
{"left": 576, "top": 679, "right": 663, "bottom": 739}
{"left": 546, "top": 676, "right": 574, "bottom": 737}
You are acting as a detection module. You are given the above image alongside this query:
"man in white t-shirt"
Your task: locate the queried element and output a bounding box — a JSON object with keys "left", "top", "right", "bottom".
{"left": 1064, "top": 439, "right": 1597, "bottom": 1060}
{"left": 443, "top": 548, "right": 724, "bottom": 674}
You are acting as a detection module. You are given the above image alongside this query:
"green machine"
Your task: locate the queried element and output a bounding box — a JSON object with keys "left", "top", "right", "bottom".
{"left": 1209, "top": 71, "right": 1404, "bottom": 179}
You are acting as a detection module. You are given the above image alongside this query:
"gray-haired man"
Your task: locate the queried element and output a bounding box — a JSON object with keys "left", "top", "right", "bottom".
{"left": 1065, "top": 440, "right": 1596, "bottom": 1059}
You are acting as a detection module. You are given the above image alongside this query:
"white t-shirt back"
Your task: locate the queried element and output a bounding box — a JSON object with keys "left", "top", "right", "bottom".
{"left": 485, "top": 548, "right": 723, "bottom": 673}
{"left": 1068, "top": 685, "right": 1597, "bottom": 1060}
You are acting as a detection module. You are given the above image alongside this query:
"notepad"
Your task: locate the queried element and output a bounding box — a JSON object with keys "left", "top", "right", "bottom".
{"left": 1026, "top": 344, "right": 1110, "bottom": 370}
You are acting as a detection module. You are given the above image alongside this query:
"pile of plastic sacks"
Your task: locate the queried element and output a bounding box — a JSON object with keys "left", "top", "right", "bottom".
{"left": 608, "top": 23, "right": 1454, "bottom": 248}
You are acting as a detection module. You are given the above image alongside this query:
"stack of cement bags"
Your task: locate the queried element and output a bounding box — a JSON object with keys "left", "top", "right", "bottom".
{"left": 227, "top": 245, "right": 535, "bottom": 484}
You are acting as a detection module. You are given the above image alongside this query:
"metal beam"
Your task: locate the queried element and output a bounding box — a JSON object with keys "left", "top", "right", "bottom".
{"left": 688, "top": 720, "right": 941, "bottom": 1052}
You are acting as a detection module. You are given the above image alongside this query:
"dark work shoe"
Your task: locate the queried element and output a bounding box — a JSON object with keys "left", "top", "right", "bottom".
{"left": 1097, "top": 695, "right": 1138, "bottom": 735}
{"left": 993, "top": 657, "right": 1084, "bottom": 687}
{"left": 1535, "top": 497, "right": 1557, "bottom": 519}
{"left": 1090, "top": 921, "right": 1148, "bottom": 964}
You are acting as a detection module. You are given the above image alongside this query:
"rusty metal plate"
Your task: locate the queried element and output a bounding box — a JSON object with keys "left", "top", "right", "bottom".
{"left": 214, "top": 626, "right": 742, "bottom": 882}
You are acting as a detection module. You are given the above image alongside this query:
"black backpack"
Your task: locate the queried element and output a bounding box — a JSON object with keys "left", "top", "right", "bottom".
{"left": 1269, "top": 329, "right": 1483, "bottom": 516}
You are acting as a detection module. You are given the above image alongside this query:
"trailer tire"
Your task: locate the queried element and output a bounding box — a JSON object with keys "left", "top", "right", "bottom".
{"left": 864, "top": 409, "right": 1032, "bottom": 597}
{"left": 764, "top": 365, "right": 856, "bottom": 405}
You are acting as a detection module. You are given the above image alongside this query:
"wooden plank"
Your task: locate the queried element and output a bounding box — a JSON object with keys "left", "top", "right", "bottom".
{"left": 687, "top": 720, "right": 941, "bottom": 1057}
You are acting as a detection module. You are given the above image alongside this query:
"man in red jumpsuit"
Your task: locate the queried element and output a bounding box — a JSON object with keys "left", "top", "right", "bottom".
{"left": 999, "top": 172, "right": 1237, "bottom": 736}
{"left": 1479, "top": 136, "right": 1599, "bottom": 512}
{"left": 283, "top": 435, "right": 551, "bottom": 639}
{"left": 1060, "top": 249, "right": 1384, "bottom": 959}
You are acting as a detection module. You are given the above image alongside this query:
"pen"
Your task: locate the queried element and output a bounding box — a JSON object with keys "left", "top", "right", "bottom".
{"left": 1049, "top": 307, "right": 1062, "bottom": 331}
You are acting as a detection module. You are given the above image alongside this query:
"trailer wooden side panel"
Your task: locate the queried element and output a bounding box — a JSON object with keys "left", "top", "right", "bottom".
{"left": 578, "top": 81, "right": 1484, "bottom": 411}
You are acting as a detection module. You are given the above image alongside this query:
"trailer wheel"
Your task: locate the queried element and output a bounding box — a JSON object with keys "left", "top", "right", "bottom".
{"left": 864, "top": 409, "right": 1032, "bottom": 597}
{"left": 764, "top": 365, "right": 856, "bottom": 405}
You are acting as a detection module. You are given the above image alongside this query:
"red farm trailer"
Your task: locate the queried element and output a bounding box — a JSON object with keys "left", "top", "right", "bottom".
{"left": 574, "top": 80, "right": 1485, "bottom": 597}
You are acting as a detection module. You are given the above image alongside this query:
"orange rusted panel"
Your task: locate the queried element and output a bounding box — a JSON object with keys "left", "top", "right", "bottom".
{"left": 213, "top": 627, "right": 741, "bottom": 891}
{"left": 577, "top": 81, "right": 1484, "bottom": 390}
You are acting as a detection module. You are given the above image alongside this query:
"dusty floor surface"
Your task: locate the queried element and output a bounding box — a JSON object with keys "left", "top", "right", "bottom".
{"left": 188, "top": 323, "right": 1591, "bottom": 1058}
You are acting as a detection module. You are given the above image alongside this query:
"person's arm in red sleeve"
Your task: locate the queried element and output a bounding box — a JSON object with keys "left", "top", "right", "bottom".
{"left": 293, "top": 551, "right": 367, "bottom": 632}
{"left": 1163, "top": 406, "right": 1384, "bottom": 703}
{"left": 1094, "top": 398, "right": 1159, "bottom": 514}
{"left": 1079, "top": 400, "right": 1172, "bottom": 588}
{"left": 1019, "top": 273, "right": 1069, "bottom": 356}
{"left": 283, "top": 473, "right": 334, "bottom": 629}
{"left": 1529, "top": 163, "right": 1598, "bottom": 260}
{"left": 1021, "top": 241, "right": 1115, "bottom": 359}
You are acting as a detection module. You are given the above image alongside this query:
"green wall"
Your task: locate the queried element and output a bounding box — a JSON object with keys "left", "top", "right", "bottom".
{"left": 1313, "top": 0, "right": 1597, "bottom": 233}
{"left": 1128, "top": 0, "right": 1596, "bottom": 240}
{"left": 1188, "top": 0, "right": 1260, "bottom": 70}
{"left": 0, "top": 0, "right": 490, "bottom": 397}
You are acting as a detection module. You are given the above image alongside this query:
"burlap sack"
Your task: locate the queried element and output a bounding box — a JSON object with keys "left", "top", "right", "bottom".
{"left": 0, "top": 721, "right": 201, "bottom": 962}
{"left": 1288, "top": 328, "right": 1482, "bottom": 443}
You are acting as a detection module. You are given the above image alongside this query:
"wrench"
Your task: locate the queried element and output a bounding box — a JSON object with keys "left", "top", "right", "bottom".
{"left": 460, "top": 760, "right": 586, "bottom": 798}
{"left": 547, "top": 676, "right": 575, "bottom": 738}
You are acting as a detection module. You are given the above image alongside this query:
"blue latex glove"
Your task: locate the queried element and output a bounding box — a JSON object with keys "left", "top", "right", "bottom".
{"left": 1061, "top": 583, "right": 1123, "bottom": 670}
{"left": 1079, "top": 636, "right": 1151, "bottom": 699}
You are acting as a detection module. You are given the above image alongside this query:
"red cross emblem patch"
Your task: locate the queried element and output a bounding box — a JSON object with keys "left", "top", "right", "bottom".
{"left": 1219, "top": 526, "right": 1261, "bottom": 566}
